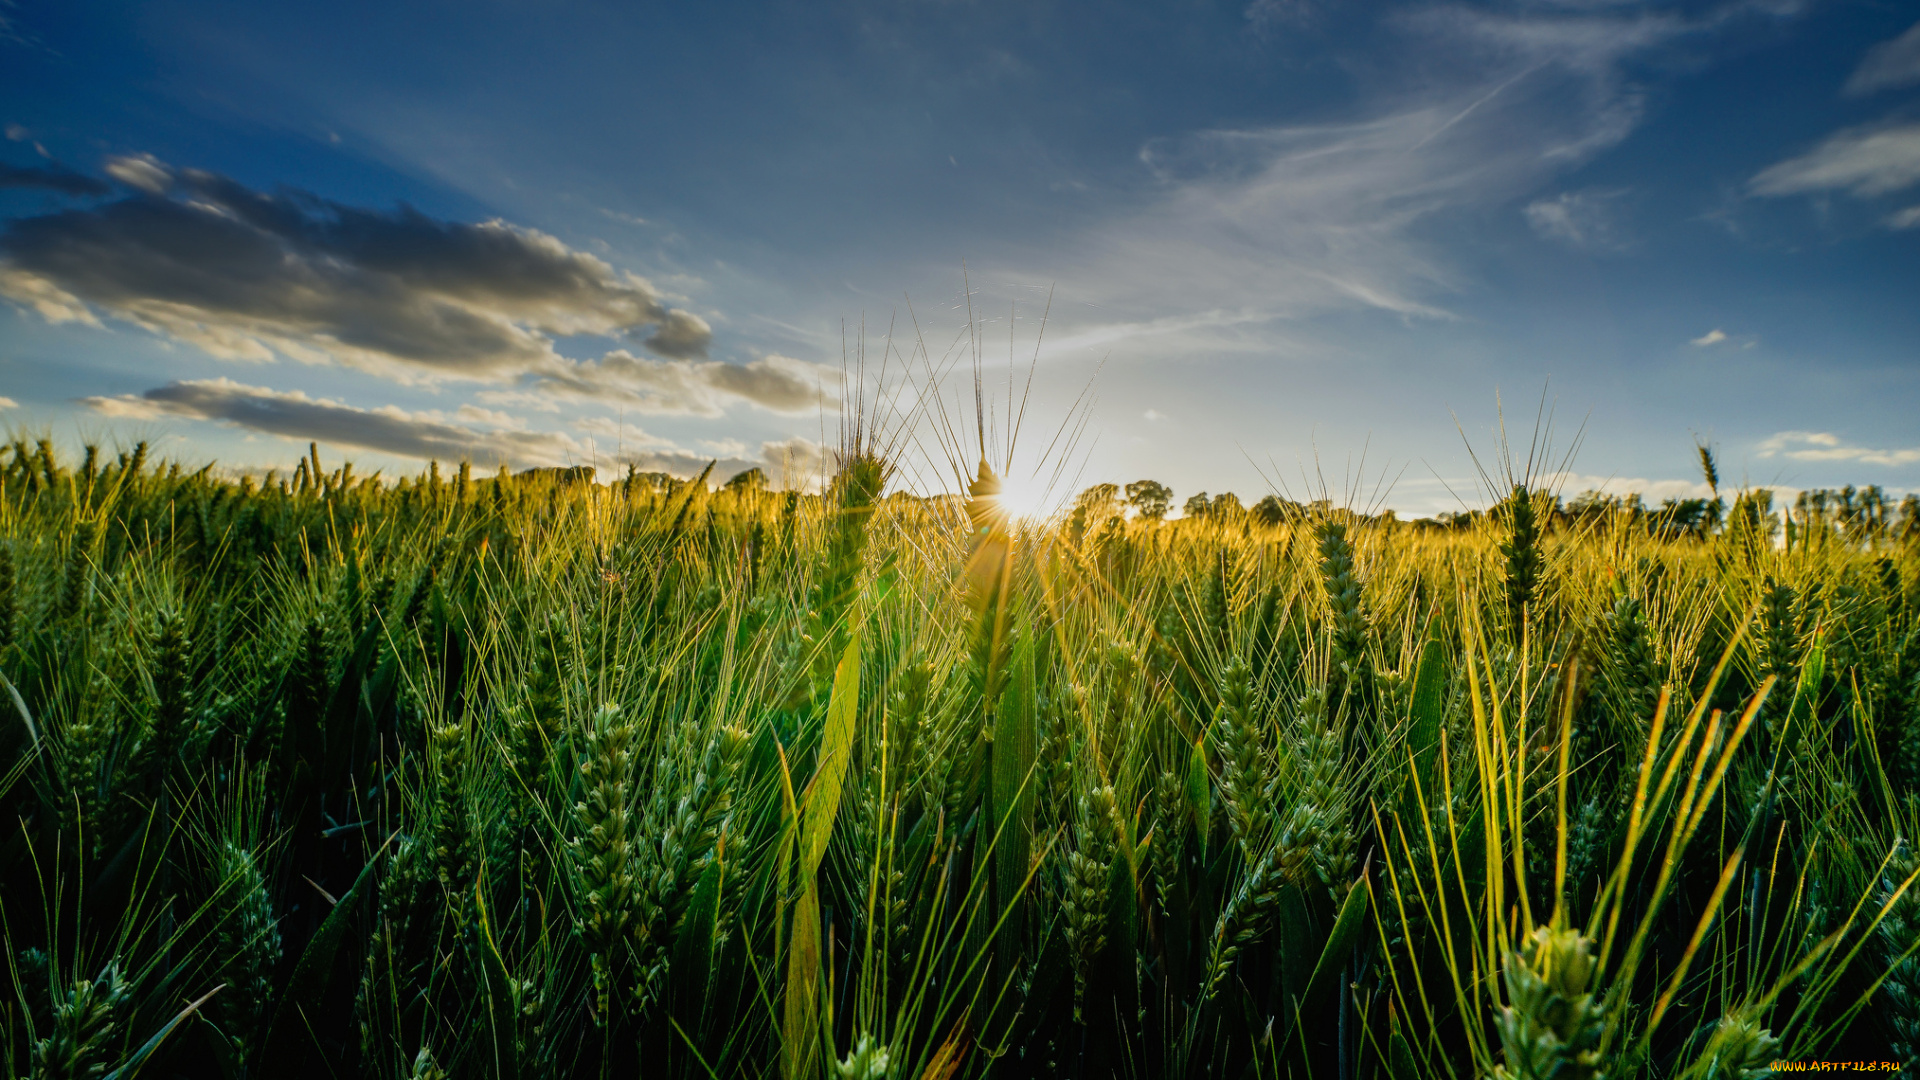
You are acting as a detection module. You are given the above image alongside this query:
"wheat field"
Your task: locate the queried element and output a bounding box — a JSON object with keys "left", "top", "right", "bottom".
{"left": 0, "top": 429, "right": 1916, "bottom": 1079}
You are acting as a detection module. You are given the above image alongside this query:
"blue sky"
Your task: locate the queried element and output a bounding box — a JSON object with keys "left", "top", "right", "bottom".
{"left": 2, "top": 0, "right": 1917, "bottom": 515}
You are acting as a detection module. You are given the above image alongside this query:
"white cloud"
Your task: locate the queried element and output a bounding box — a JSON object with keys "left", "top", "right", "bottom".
{"left": 1845, "top": 19, "right": 1920, "bottom": 96}
{"left": 0, "top": 396, "right": 17, "bottom": 409}
{"left": 1888, "top": 205, "right": 1920, "bottom": 230}
{"left": 1143, "top": 408, "right": 1167, "bottom": 421}
{"left": 1750, "top": 121, "right": 1920, "bottom": 199}
{"left": 82, "top": 395, "right": 170, "bottom": 420}
{"left": 452, "top": 404, "right": 526, "bottom": 428}
{"left": 1691, "top": 329, "right": 1728, "bottom": 346}
{"left": 1524, "top": 189, "right": 1631, "bottom": 249}
{"left": 1544, "top": 471, "right": 1715, "bottom": 502}
{"left": 102, "top": 153, "right": 172, "bottom": 194}
{"left": 0, "top": 266, "right": 101, "bottom": 325}
{"left": 1544, "top": 472, "right": 1809, "bottom": 513}
{"left": 1756, "top": 431, "right": 1920, "bottom": 467}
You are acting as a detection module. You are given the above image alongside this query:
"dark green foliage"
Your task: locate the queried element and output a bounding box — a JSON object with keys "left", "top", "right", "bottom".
{"left": 1124, "top": 479, "right": 1171, "bottom": 521}
{"left": 0, "top": 438, "right": 1911, "bottom": 1080}
{"left": 32, "top": 963, "right": 130, "bottom": 1080}
{"left": 1500, "top": 484, "right": 1543, "bottom": 629}
{"left": 1318, "top": 518, "right": 1368, "bottom": 684}
{"left": 0, "top": 540, "right": 15, "bottom": 654}
{"left": 1874, "top": 841, "right": 1920, "bottom": 1071}
{"left": 1490, "top": 927, "right": 1603, "bottom": 1080}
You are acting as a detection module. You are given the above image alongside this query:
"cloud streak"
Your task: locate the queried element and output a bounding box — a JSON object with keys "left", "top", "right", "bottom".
{"left": 0, "top": 161, "right": 110, "bottom": 197}
{"left": 534, "top": 350, "right": 838, "bottom": 416}
{"left": 80, "top": 378, "right": 595, "bottom": 468}
{"left": 1845, "top": 19, "right": 1920, "bottom": 96}
{"left": 1757, "top": 431, "right": 1920, "bottom": 467}
{"left": 1544, "top": 471, "right": 1715, "bottom": 502}
{"left": 0, "top": 161, "right": 714, "bottom": 380}
{"left": 77, "top": 377, "right": 830, "bottom": 482}
{"left": 1750, "top": 121, "right": 1920, "bottom": 199}
{"left": 1005, "top": 0, "right": 1790, "bottom": 360}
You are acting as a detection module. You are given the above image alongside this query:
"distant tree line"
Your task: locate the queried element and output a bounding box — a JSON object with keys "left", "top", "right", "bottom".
{"left": 1064, "top": 471, "right": 1918, "bottom": 547}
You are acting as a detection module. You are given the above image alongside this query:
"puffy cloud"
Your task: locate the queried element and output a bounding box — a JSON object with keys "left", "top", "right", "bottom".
{"left": 0, "top": 161, "right": 110, "bottom": 197}
{"left": 1845, "top": 19, "right": 1920, "bottom": 96}
{"left": 642, "top": 309, "right": 713, "bottom": 360}
{"left": 1756, "top": 431, "right": 1920, "bottom": 467}
{"left": 1543, "top": 471, "right": 1714, "bottom": 502}
{"left": 77, "top": 378, "right": 593, "bottom": 467}
{"left": 1691, "top": 329, "right": 1728, "bottom": 346}
{"left": 1543, "top": 471, "right": 1806, "bottom": 508}
{"left": 1523, "top": 189, "right": 1631, "bottom": 250}
{"left": 1749, "top": 121, "right": 1920, "bottom": 199}
{"left": 0, "top": 159, "right": 714, "bottom": 381}
{"left": 534, "top": 350, "right": 837, "bottom": 416}
{"left": 0, "top": 396, "right": 16, "bottom": 409}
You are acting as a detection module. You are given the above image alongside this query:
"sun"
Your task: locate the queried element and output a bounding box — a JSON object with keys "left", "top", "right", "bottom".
{"left": 990, "top": 467, "right": 1060, "bottom": 524}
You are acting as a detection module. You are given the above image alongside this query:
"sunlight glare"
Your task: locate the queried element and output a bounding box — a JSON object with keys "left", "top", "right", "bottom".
{"left": 991, "top": 467, "right": 1059, "bottom": 524}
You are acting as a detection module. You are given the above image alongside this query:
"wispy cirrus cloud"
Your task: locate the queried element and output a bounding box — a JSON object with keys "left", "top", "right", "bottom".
{"left": 1845, "top": 19, "right": 1920, "bottom": 96}
{"left": 532, "top": 350, "right": 838, "bottom": 416}
{"left": 1012, "top": 0, "right": 1801, "bottom": 359}
{"left": 1757, "top": 430, "right": 1920, "bottom": 466}
{"left": 1745, "top": 20, "right": 1920, "bottom": 230}
{"left": 1749, "top": 121, "right": 1920, "bottom": 200}
{"left": 1524, "top": 189, "right": 1632, "bottom": 250}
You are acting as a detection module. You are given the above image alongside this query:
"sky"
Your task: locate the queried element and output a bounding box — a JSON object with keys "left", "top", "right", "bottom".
{"left": 1, "top": 0, "right": 1917, "bottom": 516}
